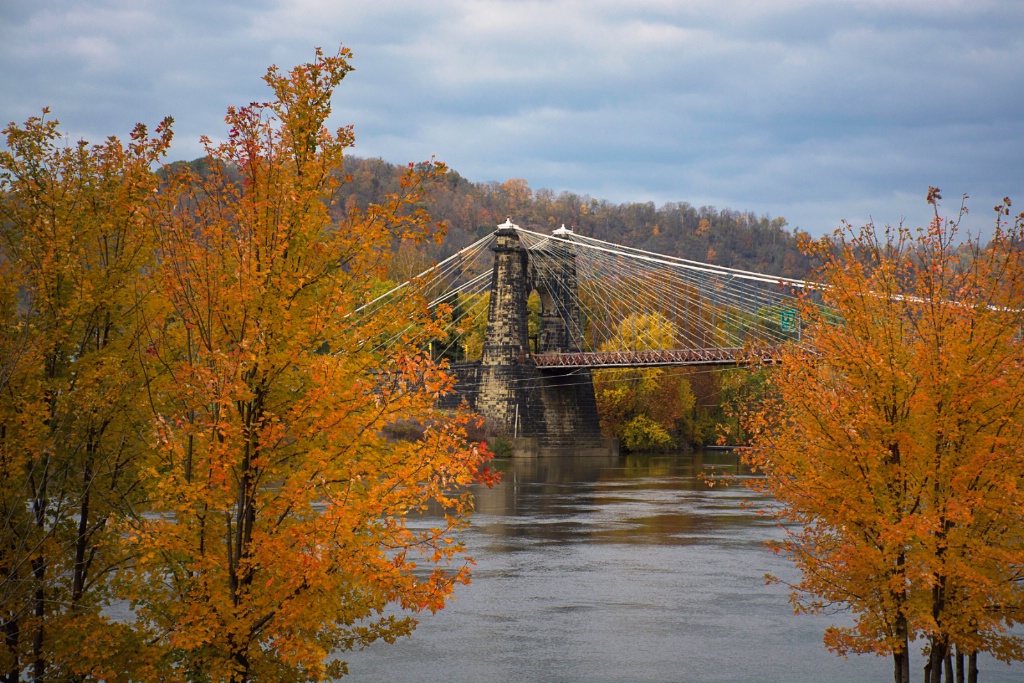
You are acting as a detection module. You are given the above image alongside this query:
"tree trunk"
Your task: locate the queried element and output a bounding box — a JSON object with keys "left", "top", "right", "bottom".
{"left": 72, "top": 456, "right": 94, "bottom": 603}
{"left": 3, "top": 616, "right": 19, "bottom": 683}
{"left": 894, "top": 608, "right": 911, "bottom": 683}
{"left": 894, "top": 647, "right": 910, "bottom": 683}
{"left": 31, "top": 557, "right": 45, "bottom": 683}
{"left": 230, "top": 643, "right": 250, "bottom": 683}
{"left": 928, "top": 638, "right": 948, "bottom": 683}
{"left": 944, "top": 653, "right": 953, "bottom": 683}
{"left": 967, "top": 652, "right": 978, "bottom": 683}
{"left": 954, "top": 646, "right": 964, "bottom": 683}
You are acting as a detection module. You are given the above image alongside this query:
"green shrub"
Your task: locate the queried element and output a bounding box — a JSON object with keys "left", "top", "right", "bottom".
{"left": 619, "top": 415, "right": 673, "bottom": 452}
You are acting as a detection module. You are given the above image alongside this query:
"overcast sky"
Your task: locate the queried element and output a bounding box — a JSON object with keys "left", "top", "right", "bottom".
{"left": 2, "top": 0, "right": 1021, "bottom": 236}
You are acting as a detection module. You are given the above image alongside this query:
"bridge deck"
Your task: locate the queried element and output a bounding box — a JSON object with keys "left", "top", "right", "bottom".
{"left": 531, "top": 347, "right": 781, "bottom": 369}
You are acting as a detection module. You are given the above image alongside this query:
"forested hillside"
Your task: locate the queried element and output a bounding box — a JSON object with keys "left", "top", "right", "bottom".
{"left": 337, "top": 156, "right": 816, "bottom": 279}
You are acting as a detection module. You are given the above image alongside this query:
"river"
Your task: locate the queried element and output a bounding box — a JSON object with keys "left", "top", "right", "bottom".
{"left": 342, "top": 451, "right": 1021, "bottom": 683}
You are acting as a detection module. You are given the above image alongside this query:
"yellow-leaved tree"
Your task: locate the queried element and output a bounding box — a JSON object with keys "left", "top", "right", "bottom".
{"left": 744, "top": 192, "right": 1024, "bottom": 683}
{"left": 0, "top": 111, "right": 174, "bottom": 680}
{"left": 593, "top": 312, "right": 696, "bottom": 450}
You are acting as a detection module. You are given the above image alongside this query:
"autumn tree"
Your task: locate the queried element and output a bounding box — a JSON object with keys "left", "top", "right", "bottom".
{"left": 744, "top": 193, "right": 1024, "bottom": 683}
{"left": 593, "top": 313, "right": 696, "bottom": 450}
{"left": 125, "top": 47, "right": 491, "bottom": 682}
{"left": 0, "top": 111, "right": 173, "bottom": 680}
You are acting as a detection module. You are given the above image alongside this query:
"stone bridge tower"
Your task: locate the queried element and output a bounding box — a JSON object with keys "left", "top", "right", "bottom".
{"left": 475, "top": 221, "right": 609, "bottom": 455}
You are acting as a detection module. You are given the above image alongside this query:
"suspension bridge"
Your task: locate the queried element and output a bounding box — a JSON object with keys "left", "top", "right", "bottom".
{"left": 368, "top": 219, "right": 810, "bottom": 455}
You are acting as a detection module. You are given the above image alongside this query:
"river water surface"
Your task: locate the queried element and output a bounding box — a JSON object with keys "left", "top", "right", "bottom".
{"left": 343, "top": 451, "right": 1020, "bottom": 683}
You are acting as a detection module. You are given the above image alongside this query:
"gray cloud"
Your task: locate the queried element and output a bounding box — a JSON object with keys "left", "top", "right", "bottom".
{"left": 2, "top": 0, "right": 1021, "bottom": 237}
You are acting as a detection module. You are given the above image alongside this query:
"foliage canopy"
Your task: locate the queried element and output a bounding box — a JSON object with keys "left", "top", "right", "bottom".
{"left": 744, "top": 193, "right": 1024, "bottom": 683}
{"left": 0, "top": 46, "right": 491, "bottom": 682}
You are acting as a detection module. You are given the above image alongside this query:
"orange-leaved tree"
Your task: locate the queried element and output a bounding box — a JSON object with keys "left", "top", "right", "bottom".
{"left": 744, "top": 192, "right": 1024, "bottom": 683}
{"left": 0, "top": 111, "right": 173, "bottom": 680}
{"left": 126, "top": 47, "right": 491, "bottom": 682}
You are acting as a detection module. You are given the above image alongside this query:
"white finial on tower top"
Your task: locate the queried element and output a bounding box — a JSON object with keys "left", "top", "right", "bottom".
{"left": 553, "top": 224, "right": 573, "bottom": 236}
{"left": 498, "top": 217, "right": 518, "bottom": 231}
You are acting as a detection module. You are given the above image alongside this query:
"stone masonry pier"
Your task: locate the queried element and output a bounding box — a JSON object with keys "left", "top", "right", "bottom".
{"left": 470, "top": 221, "right": 615, "bottom": 457}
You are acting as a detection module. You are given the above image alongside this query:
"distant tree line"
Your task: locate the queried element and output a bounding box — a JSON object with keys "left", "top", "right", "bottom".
{"left": 332, "top": 157, "right": 817, "bottom": 278}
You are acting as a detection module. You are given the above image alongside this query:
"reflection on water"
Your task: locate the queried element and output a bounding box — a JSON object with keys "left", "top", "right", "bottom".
{"left": 343, "top": 452, "right": 1020, "bottom": 683}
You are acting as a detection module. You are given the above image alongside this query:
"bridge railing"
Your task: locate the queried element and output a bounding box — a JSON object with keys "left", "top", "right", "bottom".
{"left": 531, "top": 346, "right": 783, "bottom": 369}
